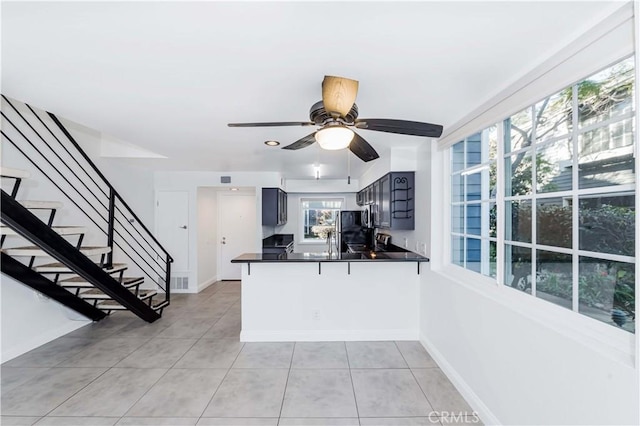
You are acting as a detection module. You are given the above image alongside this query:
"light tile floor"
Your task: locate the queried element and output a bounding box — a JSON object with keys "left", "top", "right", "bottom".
{"left": 2, "top": 281, "right": 481, "bottom": 426}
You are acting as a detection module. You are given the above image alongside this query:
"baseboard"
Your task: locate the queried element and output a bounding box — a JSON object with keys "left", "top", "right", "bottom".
{"left": 198, "top": 275, "right": 218, "bottom": 293}
{"left": 241, "top": 329, "right": 420, "bottom": 342}
{"left": 420, "top": 332, "right": 501, "bottom": 426}
{"left": 1, "top": 319, "right": 90, "bottom": 363}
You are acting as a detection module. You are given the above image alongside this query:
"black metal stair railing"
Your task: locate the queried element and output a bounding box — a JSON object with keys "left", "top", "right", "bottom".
{"left": 0, "top": 95, "right": 173, "bottom": 315}
{"left": 1, "top": 191, "right": 160, "bottom": 322}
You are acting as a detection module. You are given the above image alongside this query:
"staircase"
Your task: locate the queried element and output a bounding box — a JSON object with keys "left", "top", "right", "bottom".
{"left": 0, "top": 96, "right": 172, "bottom": 322}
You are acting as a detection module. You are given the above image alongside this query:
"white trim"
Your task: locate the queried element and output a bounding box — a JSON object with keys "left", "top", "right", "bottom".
{"left": 1, "top": 319, "right": 90, "bottom": 363}
{"left": 198, "top": 275, "right": 218, "bottom": 292}
{"left": 240, "top": 329, "right": 420, "bottom": 342}
{"left": 420, "top": 332, "right": 501, "bottom": 426}
{"left": 438, "top": 2, "right": 635, "bottom": 149}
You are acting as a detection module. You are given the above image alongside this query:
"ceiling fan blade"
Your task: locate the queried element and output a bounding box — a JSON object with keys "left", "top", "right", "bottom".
{"left": 228, "top": 121, "right": 314, "bottom": 127}
{"left": 281, "top": 132, "right": 317, "bottom": 150}
{"left": 355, "top": 118, "right": 443, "bottom": 138}
{"left": 322, "top": 76, "right": 359, "bottom": 118}
{"left": 349, "top": 132, "right": 379, "bottom": 162}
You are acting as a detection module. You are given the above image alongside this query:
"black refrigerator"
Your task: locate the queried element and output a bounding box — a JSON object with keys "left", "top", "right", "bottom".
{"left": 337, "top": 210, "right": 373, "bottom": 253}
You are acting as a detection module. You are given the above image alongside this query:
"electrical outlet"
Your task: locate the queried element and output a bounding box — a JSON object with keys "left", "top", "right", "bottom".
{"left": 415, "top": 241, "right": 420, "bottom": 252}
{"left": 420, "top": 243, "right": 427, "bottom": 254}
{"left": 311, "top": 309, "right": 321, "bottom": 321}
{"left": 403, "top": 237, "right": 408, "bottom": 248}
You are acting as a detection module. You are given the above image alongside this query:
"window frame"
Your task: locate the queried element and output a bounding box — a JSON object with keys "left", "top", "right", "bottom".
{"left": 445, "top": 54, "right": 637, "bottom": 361}
{"left": 298, "top": 197, "right": 344, "bottom": 244}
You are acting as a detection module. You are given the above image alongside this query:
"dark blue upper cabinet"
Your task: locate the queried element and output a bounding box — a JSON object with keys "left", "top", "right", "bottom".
{"left": 262, "top": 188, "right": 288, "bottom": 226}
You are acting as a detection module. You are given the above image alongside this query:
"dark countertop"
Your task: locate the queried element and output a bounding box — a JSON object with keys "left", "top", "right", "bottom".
{"left": 262, "top": 234, "right": 294, "bottom": 248}
{"left": 232, "top": 251, "right": 429, "bottom": 263}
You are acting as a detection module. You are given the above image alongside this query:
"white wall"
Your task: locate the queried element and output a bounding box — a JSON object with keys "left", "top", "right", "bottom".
{"left": 420, "top": 268, "right": 638, "bottom": 425}
{"left": 197, "top": 187, "right": 218, "bottom": 289}
{"left": 241, "top": 261, "right": 420, "bottom": 341}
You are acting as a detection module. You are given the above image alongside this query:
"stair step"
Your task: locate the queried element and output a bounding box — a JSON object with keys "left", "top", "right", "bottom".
{"left": 95, "top": 300, "right": 128, "bottom": 311}
{"left": 95, "top": 290, "right": 158, "bottom": 311}
{"left": 0, "top": 167, "right": 30, "bottom": 179}
{"left": 36, "top": 262, "right": 127, "bottom": 274}
{"left": 153, "top": 300, "right": 170, "bottom": 312}
{"left": 3, "top": 246, "right": 111, "bottom": 257}
{"left": 19, "top": 200, "right": 63, "bottom": 210}
{"left": 60, "top": 276, "right": 143, "bottom": 289}
{"left": 79, "top": 288, "right": 154, "bottom": 300}
{"left": 0, "top": 226, "right": 87, "bottom": 236}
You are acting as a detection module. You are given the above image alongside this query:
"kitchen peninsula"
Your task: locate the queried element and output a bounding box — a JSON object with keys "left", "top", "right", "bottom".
{"left": 231, "top": 250, "right": 428, "bottom": 342}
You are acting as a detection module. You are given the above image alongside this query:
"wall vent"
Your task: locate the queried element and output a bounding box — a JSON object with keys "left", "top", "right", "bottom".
{"left": 170, "top": 276, "right": 189, "bottom": 290}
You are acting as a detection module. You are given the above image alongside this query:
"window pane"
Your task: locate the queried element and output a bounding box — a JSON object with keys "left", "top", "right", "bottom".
{"left": 535, "top": 90, "right": 572, "bottom": 142}
{"left": 505, "top": 151, "right": 533, "bottom": 196}
{"left": 578, "top": 118, "right": 635, "bottom": 189}
{"left": 506, "top": 200, "right": 532, "bottom": 243}
{"left": 466, "top": 238, "right": 481, "bottom": 273}
{"left": 466, "top": 204, "right": 481, "bottom": 236}
{"left": 505, "top": 107, "right": 533, "bottom": 153}
{"left": 489, "top": 202, "right": 497, "bottom": 238}
{"left": 505, "top": 244, "right": 532, "bottom": 293}
{"left": 452, "top": 204, "right": 464, "bottom": 233}
{"left": 452, "top": 236, "right": 464, "bottom": 267}
{"left": 578, "top": 57, "right": 635, "bottom": 129}
{"left": 452, "top": 141, "right": 465, "bottom": 172}
{"left": 487, "top": 240, "right": 497, "bottom": 278}
{"left": 579, "top": 256, "right": 635, "bottom": 334}
{"left": 537, "top": 198, "right": 572, "bottom": 248}
{"left": 579, "top": 194, "right": 635, "bottom": 256}
{"left": 490, "top": 161, "right": 498, "bottom": 200}
{"left": 466, "top": 133, "right": 482, "bottom": 167}
{"left": 452, "top": 173, "right": 463, "bottom": 202}
{"left": 536, "top": 250, "right": 572, "bottom": 310}
{"left": 301, "top": 200, "right": 342, "bottom": 209}
{"left": 487, "top": 126, "right": 498, "bottom": 161}
{"left": 466, "top": 173, "right": 481, "bottom": 201}
{"left": 536, "top": 139, "right": 572, "bottom": 193}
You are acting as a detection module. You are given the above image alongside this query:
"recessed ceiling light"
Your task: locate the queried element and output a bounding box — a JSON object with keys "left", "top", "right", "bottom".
{"left": 230, "top": 187, "right": 239, "bottom": 191}
{"left": 264, "top": 140, "right": 280, "bottom": 147}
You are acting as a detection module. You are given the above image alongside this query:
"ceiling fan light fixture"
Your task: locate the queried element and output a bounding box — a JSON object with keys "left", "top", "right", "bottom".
{"left": 315, "top": 125, "right": 354, "bottom": 150}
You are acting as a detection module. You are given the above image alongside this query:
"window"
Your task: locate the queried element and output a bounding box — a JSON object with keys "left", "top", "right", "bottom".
{"left": 300, "top": 198, "right": 343, "bottom": 242}
{"left": 450, "top": 56, "right": 636, "bottom": 334}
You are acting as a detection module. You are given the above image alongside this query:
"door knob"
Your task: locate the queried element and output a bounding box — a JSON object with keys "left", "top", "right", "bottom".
{"left": 179, "top": 225, "right": 187, "bottom": 229}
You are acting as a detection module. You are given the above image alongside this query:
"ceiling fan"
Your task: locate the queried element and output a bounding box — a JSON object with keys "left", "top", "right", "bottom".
{"left": 228, "top": 76, "right": 444, "bottom": 162}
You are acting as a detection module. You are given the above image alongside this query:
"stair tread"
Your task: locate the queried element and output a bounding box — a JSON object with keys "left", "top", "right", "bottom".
{"left": 3, "top": 246, "right": 111, "bottom": 257}
{"left": 36, "top": 262, "right": 127, "bottom": 273}
{"left": 61, "top": 276, "right": 143, "bottom": 288}
{"left": 18, "top": 200, "right": 63, "bottom": 209}
{"left": 1, "top": 226, "right": 87, "bottom": 236}
{"left": 80, "top": 288, "right": 154, "bottom": 298}
{"left": 0, "top": 167, "right": 30, "bottom": 179}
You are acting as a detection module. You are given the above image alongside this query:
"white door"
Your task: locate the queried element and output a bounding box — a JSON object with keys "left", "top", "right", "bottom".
{"left": 218, "top": 193, "right": 257, "bottom": 280}
{"left": 156, "top": 191, "right": 189, "bottom": 271}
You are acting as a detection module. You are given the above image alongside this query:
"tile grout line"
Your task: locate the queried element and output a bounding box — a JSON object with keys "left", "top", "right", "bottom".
{"left": 276, "top": 341, "right": 296, "bottom": 422}
{"left": 343, "top": 341, "right": 363, "bottom": 426}
{"left": 195, "top": 308, "right": 246, "bottom": 423}
{"left": 394, "top": 341, "right": 438, "bottom": 417}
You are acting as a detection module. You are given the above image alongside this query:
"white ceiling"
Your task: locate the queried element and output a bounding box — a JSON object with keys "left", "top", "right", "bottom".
{"left": 1, "top": 1, "right": 622, "bottom": 180}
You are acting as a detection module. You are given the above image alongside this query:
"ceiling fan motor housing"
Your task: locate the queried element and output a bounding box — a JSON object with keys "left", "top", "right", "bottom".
{"left": 309, "top": 101, "right": 359, "bottom": 125}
